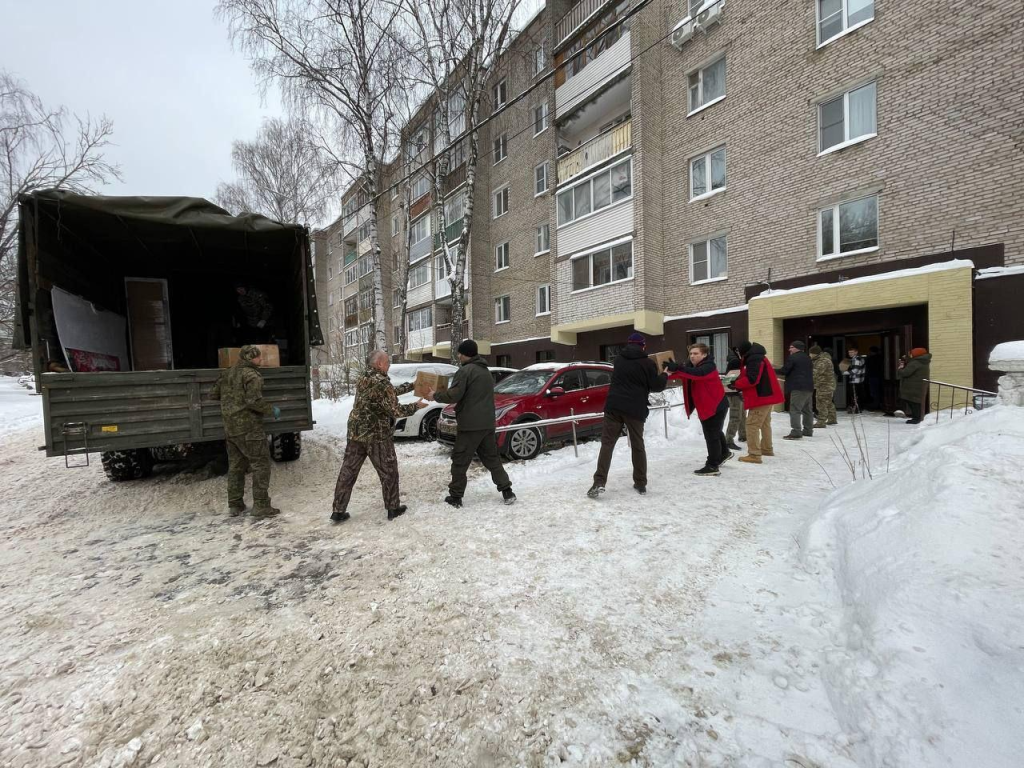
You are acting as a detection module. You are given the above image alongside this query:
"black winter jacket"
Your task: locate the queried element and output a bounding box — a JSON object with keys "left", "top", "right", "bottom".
{"left": 433, "top": 356, "right": 497, "bottom": 431}
{"left": 604, "top": 344, "right": 668, "bottom": 421}
{"left": 775, "top": 351, "right": 814, "bottom": 393}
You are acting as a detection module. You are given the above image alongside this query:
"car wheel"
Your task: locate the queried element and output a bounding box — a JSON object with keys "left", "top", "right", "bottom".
{"left": 506, "top": 423, "right": 542, "bottom": 460}
{"left": 419, "top": 410, "right": 440, "bottom": 441}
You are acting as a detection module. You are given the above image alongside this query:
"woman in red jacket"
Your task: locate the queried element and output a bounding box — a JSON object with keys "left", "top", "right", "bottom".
{"left": 731, "top": 341, "right": 785, "bottom": 464}
{"left": 666, "top": 343, "right": 731, "bottom": 476}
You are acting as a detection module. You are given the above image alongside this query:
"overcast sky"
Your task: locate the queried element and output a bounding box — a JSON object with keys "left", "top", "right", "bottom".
{"left": 0, "top": 0, "right": 282, "bottom": 200}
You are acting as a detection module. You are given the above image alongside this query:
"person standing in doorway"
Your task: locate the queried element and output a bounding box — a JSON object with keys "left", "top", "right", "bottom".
{"left": 666, "top": 343, "right": 730, "bottom": 476}
{"left": 723, "top": 350, "right": 746, "bottom": 451}
{"left": 588, "top": 332, "right": 668, "bottom": 497}
{"left": 776, "top": 341, "right": 815, "bottom": 440}
{"left": 810, "top": 345, "right": 838, "bottom": 427}
{"left": 732, "top": 341, "right": 784, "bottom": 464}
{"left": 845, "top": 345, "right": 867, "bottom": 413}
{"left": 209, "top": 344, "right": 281, "bottom": 517}
{"left": 427, "top": 340, "right": 516, "bottom": 508}
{"left": 897, "top": 347, "right": 932, "bottom": 424}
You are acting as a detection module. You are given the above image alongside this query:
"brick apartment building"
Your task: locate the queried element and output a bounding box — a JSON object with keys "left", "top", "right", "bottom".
{"left": 318, "top": 0, "right": 1024, "bottom": 400}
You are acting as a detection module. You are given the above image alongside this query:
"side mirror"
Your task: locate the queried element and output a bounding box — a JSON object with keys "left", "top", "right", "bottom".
{"left": 546, "top": 386, "right": 565, "bottom": 397}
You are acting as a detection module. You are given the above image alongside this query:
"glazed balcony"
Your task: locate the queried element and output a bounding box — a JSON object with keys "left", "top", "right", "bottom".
{"left": 557, "top": 119, "right": 631, "bottom": 185}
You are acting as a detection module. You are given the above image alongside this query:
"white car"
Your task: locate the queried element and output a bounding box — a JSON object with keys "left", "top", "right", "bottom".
{"left": 391, "top": 363, "right": 518, "bottom": 440}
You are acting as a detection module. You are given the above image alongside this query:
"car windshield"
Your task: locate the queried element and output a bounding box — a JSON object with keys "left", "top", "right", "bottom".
{"left": 494, "top": 370, "right": 553, "bottom": 395}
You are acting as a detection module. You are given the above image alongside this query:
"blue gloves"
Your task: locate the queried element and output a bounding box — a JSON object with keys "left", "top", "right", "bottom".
{"left": 272, "top": 406, "right": 282, "bottom": 420}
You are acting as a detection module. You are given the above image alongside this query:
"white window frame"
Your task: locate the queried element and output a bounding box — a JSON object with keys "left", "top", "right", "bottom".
{"left": 390, "top": 185, "right": 398, "bottom": 200}
{"left": 328, "top": 263, "right": 334, "bottom": 280}
{"left": 533, "top": 102, "right": 549, "bottom": 136}
{"left": 391, "top": 215, "right": 400, "bottom": 237}
{"left": 495, "top": 241, "right": 510, "bottom": 272}
{"left": 536, "top": 284, "right": 551, "bottom": 316}
{"left": 408, "top": 260, "right": 431, "bottom": 289}
{"left": 533, "top": 43, "right": 545, "bottom": 77}
{"left": 816, "top": 0, "right": 875, "bottom": 48}
{"left": 494, "top": 295, "right": 511, "bottom": 324}
{"left": 493, "top": 78, "right": 507, "bottom": 108}
{"left": 569, "top": 237, "right": 634, "bottom": 294}
{"left": 408, "top": 306, "right": 432, "bottom": 331}
{"left": 817, "top": 81, "right": 877, "bottom": 156}
{"left": 493, "top": 186, "right": 509, "bottom": 219}
{"left": 535, "top": 223, "right": 551, "bottom": 256}
{"left": 689, "top": 145, "right": 727, "bottom": 201}
{"left": 817, "top": 194, "right": 879, "bottom": 261}
{"left": 689, "top": 234, "right": 729, "bottom": 285}
{"left": 392, "top": 288, "right": 400, "bottom": 308}
{"left": 687, "top": 55, "right": 726, "bottom": 117}
{"left": 535, "top": 162, "right": 549, "bottom": 196}
{"left": 328, "top": 290, "right": 335, "bottom": 306}
{"left": 493, "top": 133, "right": 507, "bottom": 165}
{"left": 409, "top": 214, "right": 431, "bottom": 261}
{"left": 411, "top": 173, "right": 430, "bottom": 200}
{"left": 556, "top": 157, "right": 633, "bottom": 228}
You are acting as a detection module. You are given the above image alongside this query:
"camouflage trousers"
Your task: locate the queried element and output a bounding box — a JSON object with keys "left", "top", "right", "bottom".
{"left": 333, "top": 439, "right": 401, "bottom": 514}
{"left": 226, "top": 435, "right": 272, "bottom": 507}
{"left": 816, "top": 388, "right": 838, "bottom": 423}
{"left": 725, "top": 395, "right": 746, "bottom": 442}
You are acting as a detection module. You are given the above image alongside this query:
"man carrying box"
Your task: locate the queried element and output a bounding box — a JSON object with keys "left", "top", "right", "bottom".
{"left": 331, "top": 350, "right": 428, "bottom": 523}
{"left": 426, "top": 339, "right": 516, "bottom": 508}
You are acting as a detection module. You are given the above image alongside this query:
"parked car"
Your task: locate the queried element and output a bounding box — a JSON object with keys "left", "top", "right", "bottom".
{"left": 392, "top": 363, "right": 517, "bottom": 440}
{"left": 436, "top": 361, "right": 613, "bottom": 460}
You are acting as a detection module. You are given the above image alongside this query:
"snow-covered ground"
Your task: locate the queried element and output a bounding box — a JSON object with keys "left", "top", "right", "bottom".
{"left": 0, "top": 376, "right": 1021, "bottom": 767}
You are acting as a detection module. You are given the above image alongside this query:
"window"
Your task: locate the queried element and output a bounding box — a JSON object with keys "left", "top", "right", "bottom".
{"left": 536, "top": 284, "right": 551, "bottom": 316}
{"left": 495, "top": 241, "right": 510, "bottom": 271}
{"left": 391, "top": 185, "right": 398, "bottom": 200}
{"left": 345, "top": 329, "right": 357, "bottom": 348}
{"left": 493, "top": 187, "right": 509, "bottom": 218}
{"left": 690, "top": 235, "right": 728, "bottom": 283}
{"left": 409, "top": 215, "right": 431, "bottom": 258}
{"left": 688, "top": 56, "right": 726, "bottom": 114}
{"left": 391, "top": 215, "right": 400, "bottom": 236}
{"left": 392, "top": 289, "right": 400, "bottom": 308}
{"left": 557, "top": 159, "right": 632, "bottom": 226}
{"left": 357, "top": 221, "right": 371, "bottom": 243}
{"left": 819, "top": 195, "right": 878, "bottom": 259}
{"left": 409, "top": 260, "right": 431, "bottom": 289}
{"left": 562, "top": 0, "right": 632, "bottom": 83}
{"left": 447, "top": 88, "right": 466, "bottom": 138}
{"left": 493, "top": 133, "right": 507, "bottom": 165}
{"left": 819, "top": 81, "right": 877, "bottom": 153}
{"left": 690, "top": 146, "right": 727, "bottom": 199}
{"left": 554, "top": 370, "right": 584, "bottom": 391}
{"left": 693, "top": 332, "right": 730, "bottom": 373}
{"left": 328, "top": 263, "right": 334, "bottom": 280}
{"left": 600, "top": 344, "right": 624, "bottom": 363}
{"left": 535, "top": 224, "right": 550, "bottom": 255}
{"left": 435, "top": 254, "right": 449, "bottom": 280}
{"left": 328, "top": 316, "right": 335, "bottom": 332}
{"left": 411, "top": 173, "right": 430, "bottom": 200}
{"left": 408, "top": 306, "right": 432, "bottom": 331}
{"left": 585, "top": 368, "right": 612, "bottom": 387}
{"left": 344, "top": 296, "right": 358, "bottom": 317}
{"left": 535, "top": 162, "right": 549, "bottom": 196}
{"left": 533, "top": 43, "right": 545, "bottom": 76}
{"left": 495, "top": 295, "right": 511, "bottom": 323}
{"left": 496, "top": 354, "right": 512, "bottom": 367}
{"left": 328, "top": 290, "right": 335, "bottom": 306}
{"left": 536, "top": 350, "right": 556, "bottom": 363}
{"left": 359, "top": 287, "right": 373, "bottom": 310}
{"left": 493, "top": 79, "right": 507, "bottom": 108}
{"left": 818, "top": 0, "right": 874, "bottom": 46}
{"left": 572, "top": 241, "right": 633, "bottom": 291}
{"left": 534, "top": 102, "right": 549, "bottom": 135}
{"left": 394, "top": 325, "right": 401, "bottom": 344}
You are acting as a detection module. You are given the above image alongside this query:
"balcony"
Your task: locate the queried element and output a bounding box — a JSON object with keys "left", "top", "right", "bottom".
{"left": 407, "top": 326, "right": 435, "bottom": 353}
{"left": 443, "top": 163, "right": 467, "bottom": 196}
{"left": 556, "top": 30, "right": 631, "bottom": 118}
{"left": 433, "top": 217, "right": 465, "bottom": 251}
{"left": 435, "top": 321, "right": 469, "bottom": 346}
{"left": 558, "top": 119, "right": 631, "bottom": 185}
{"left": 557, "top": 0, "right": 613, "bottom": 48}
{"left": 410, "top": 235, "right": 432, "bottom": 263}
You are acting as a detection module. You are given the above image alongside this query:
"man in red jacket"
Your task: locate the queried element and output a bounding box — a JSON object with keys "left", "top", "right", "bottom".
{"left": 732, "top": 341, "right": 785, "bottom": 464}
{"left": 666, "top": 343, "right": 731, "bottom": 476}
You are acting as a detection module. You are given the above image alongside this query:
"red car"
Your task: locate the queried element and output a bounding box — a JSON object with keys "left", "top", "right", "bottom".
{"left": 436, "top": 361, "right": 614, "bottom": 460}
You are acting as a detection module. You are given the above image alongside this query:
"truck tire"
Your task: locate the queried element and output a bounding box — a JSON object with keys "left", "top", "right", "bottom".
{"left": 101, "top": 449, "right": 154, "bottom": 482}
{"left": 271, "top": 432, "right": 302, "bottom": 462}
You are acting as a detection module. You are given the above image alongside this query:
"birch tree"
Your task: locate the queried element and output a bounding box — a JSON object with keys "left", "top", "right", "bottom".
{"left": 219, "top": 0, "right": 410, "bottom": 351}
{"left": 400, "top": 0, "right": 521, "bottom": 364}
{"left": 0, "top": 71, "right": 120, "bottom": 365}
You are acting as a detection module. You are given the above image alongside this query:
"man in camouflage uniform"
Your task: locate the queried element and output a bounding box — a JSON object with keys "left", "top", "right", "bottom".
{"left": 809, "top": 344, "right": 838, "bottom": 428}
{"left": 234, "top": 284, "right": 274, "bottom": 344}
{"left": 330, "top": 350, "right": 427, "bottom": 523}
{"left": 210, "top": 344, "right": 281, "bottom": 516}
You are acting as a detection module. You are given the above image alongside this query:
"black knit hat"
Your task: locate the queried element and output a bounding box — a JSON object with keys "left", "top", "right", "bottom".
{"left": 790, "top": 340, "right": 807, "bottom": 351}
{"left": 737, "top": 341, "right": 752, "bottom": 356}
{"left": 457, "top": 339, "right": 478, "bottom": 357}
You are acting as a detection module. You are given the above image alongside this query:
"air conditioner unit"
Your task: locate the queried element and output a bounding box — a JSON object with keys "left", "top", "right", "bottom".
{"left": 671, "top": 19, "right": 697, "bottom": 49}
{"left": 696, "top": 2, "right": 723, "bottom": 30}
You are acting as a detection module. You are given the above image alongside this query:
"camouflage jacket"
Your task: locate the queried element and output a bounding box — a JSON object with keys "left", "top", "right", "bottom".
{"left": 347, "top": 368, "right": 417, "bottom": 443}
{"left": 811, "top": 353, "right": 837, "bottom": 392}
{"left": 210, "top": 361, "right": 274, "bottom": 437}
{"left": 238, "top": 288, "right": 273, "bottom": 328}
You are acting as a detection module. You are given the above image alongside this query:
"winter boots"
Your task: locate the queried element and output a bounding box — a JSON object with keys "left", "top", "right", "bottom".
{"left": 738, "top": 455, "right": 762, "bottom": 464}
{"left": 387, "top": 505, "right": 407, "bottom": 521}
{"left": 502, "top": 488, "right": 517, "bottom": 505}
{"left": 444, "top": 495, "right": 463, "bottom": 508}
{"left": 330, "top": 510, "right": 351, "bottom": 523}
{"left": 694, "top": 465, "right": 721, "bottom": 476}
{"left": 586, "top": 485, "right": 605, "bottom": 499}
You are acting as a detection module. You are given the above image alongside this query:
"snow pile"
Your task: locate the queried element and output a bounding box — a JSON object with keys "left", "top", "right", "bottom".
{"left": 804, "top": 406, "right": 1024, "bottom": 767}
{"left": 0, "top": 376, "right": 41, "bottom": 436}
{"left": 311, "top": 395, "right": 355, "bottom": 444}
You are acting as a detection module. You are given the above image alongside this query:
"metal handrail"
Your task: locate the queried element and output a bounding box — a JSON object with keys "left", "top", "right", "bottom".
{"left": 922, "top": 379, "right": 998, "bottom": 424}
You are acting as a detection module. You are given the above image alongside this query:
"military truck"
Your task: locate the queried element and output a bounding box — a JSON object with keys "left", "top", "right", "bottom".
{"left": 12, "top": 191, "right": 323, "bottom": 480}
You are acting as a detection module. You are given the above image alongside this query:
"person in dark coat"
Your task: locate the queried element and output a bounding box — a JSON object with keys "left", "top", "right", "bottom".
{"left": 775, "top": 340, "right": 815, "bottom": 439}
{"left": 666, "top": 343, "right": 731, "bottom": 476}
{"left": 723, "top": 351, "right": 746, "bottom": 450}
{"left": 588, "top": 332, "right": 667, "bottom": 497}
{"left": 428, "top": 339, "right": 516, "bottom": 507}
{"left": 732, "top": 341, "right": 784, "bottom": 464}
{"left": 897, "top": 347, "right": 932, "bottom": 424}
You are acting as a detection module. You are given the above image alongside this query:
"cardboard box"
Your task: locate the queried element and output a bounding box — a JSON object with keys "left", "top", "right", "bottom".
{"left": 648, "top": 349, "right": 675, "bottom": 372}
{"left": 414, "top": 370, "right": 448, "bottom": 399}
{"left": 218, "top": 344, "right": 281, "bottom": 369}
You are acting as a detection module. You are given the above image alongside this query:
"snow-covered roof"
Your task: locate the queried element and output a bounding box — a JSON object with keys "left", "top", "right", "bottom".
{"left": 523, "top": 363, "right": 565, "bottom": 371}
{"left": 664, "top": 303, "right": 749, "bottom": 322}
{"left": 750, "top": 259, "right": 975, "bottom": 301}
{"left": 976, "top": 265, "right": 1024, "bottom": 281}
{"left": 492, "top": 335, "right": 552, "bottom": 346}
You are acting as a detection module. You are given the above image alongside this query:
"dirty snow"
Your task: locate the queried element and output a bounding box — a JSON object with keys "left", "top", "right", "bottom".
{"left": 1, "top": 377, "right": 1022, "bottom": 767}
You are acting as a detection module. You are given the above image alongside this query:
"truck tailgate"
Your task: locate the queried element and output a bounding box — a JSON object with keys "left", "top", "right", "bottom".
{"left": 40, "top": 367, "right": 311, "bottom": 457}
